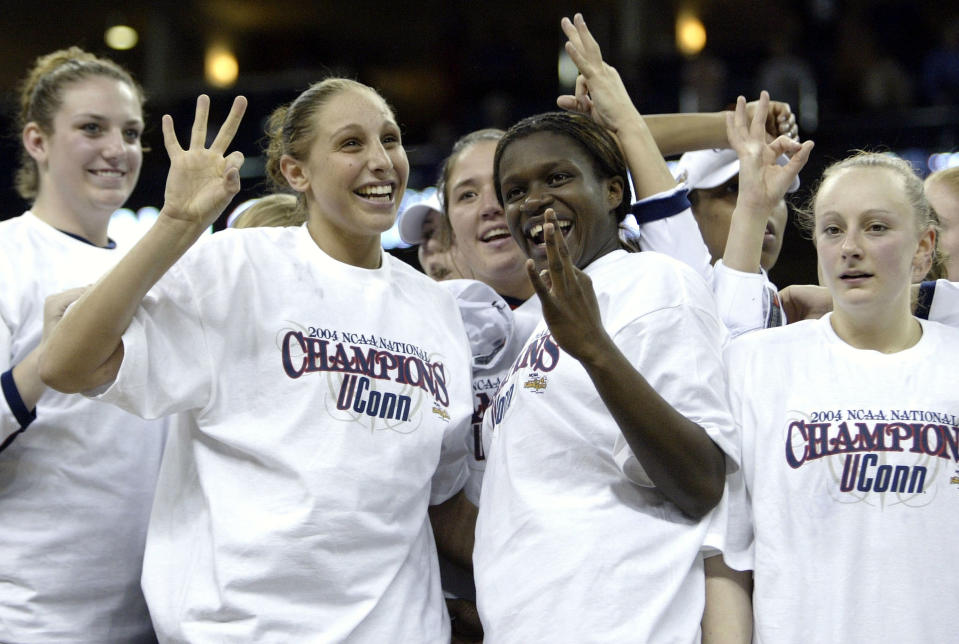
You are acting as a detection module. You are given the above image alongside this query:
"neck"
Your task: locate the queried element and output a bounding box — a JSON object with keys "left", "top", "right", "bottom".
{"left": 493, "top": 274, "right": 535, "bottom": 301}
{"left": 307, "top": 218, "right": 382, "bottom": 269}
{"left": 30, "top": 192, "right": 111, "bottom": 247}
{"left": 829, "top": 303, "right": 921, "bottom": 353}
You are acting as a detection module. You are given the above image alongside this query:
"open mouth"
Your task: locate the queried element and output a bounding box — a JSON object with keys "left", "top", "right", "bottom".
{"left": 480, "top": 226, "right": 512, "bottom": 243}
{"left": 527, "top": 220, "right": 572, "bottom": 245}
{"left": 89, "top": 169, "right": 125, "bottom": 178}
{"left": 354, "top": 184, "right": 394, "bottom": 202}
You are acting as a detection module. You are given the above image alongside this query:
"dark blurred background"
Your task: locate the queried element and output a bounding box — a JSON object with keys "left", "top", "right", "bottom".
{"left": 2, "top": 0, "right": 958, "bottom": 286}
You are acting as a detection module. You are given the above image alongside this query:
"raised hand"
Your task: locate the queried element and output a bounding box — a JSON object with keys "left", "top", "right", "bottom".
{"left": 727, "top": 91, "right": 813, "bottom": 214}
{"left": 745, "top": 98, "right": 799, "bottom": 142}
{"left": 160, "top": 95, "right": 247, "bottom": 229}
{"left": 526, "top": 209, "right": 612, "bottom": 365}
{"left": 556, "top": 13, "right": 638, "bottom": 135}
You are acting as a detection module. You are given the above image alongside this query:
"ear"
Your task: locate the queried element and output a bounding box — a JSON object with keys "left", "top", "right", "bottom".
{"left": 280, "top": 154, "right": 310, "bottom": 194}
{"left": 22, "top": 122, "right": 49, "bottom": 165}
{"left": 606, "top": 175, "right": 625, "bottom": 213}
{"left": 911, "top": 226, "right": 936, "bottom": 280}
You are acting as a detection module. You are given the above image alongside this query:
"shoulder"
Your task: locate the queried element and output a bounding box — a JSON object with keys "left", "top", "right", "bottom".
{"left": 589, "top": 250, "right": 716, "bottom": 313}
{"left": 725, "top": 317, "right": 822, "bottom": 361}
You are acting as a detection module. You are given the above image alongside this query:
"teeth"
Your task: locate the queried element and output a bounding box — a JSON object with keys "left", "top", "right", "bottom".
{"left": 92, "top": 170, "right": 123, "bottom": 176}
{"left": 527, "top": 220, "right": 572, "bottom": 244}
{"left": 356, "top": 185, "right": 392, "bottom": 198}
{"left": 529, "top": 224, "right": 544, "bottom": 239}
{"left": 481, "top": 227, "right": 510, "bottom": 242}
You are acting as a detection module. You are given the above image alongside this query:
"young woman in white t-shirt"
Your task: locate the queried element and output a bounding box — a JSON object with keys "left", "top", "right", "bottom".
{"left": 0, "top": 47, "right": 166, "bottom": 642}
{"left": 39, "top": 79, "right": 475, "bottom": 641}
{"left": 704, "top": 135, "right": 959, "bottom": 642}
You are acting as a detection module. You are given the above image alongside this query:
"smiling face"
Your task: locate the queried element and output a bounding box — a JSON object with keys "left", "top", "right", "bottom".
{"left": 815, "top": 166, "right": 933, "bottom": 318}
{"left": 497, "top": 130, "right": 623, "bottom": 271}
{"left": 29, "top": 76, "right": 143, "bottom": 221}
{"left": 288, "top": 87, "right": 409, "bottom": 249}
{"left": 690, "top": 176, "right": 788, "bottom": 271}
{"left": 445, "top": 139, "right": 531, "bottom": 297}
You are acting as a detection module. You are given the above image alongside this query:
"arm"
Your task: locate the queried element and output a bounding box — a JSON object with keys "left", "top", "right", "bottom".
{"left": 40, "top": 96, "right": 247, "bottom": 393}
{"left": 428, "top": 489, "right": 478, "bottom": 572}
{"left": 702, "top": 554, "right": 753, "bottom": 644}
{"left": 645, "top": 103, "right": 797, "bottom": 157}
{"left": 529, "top": 210, "right": 725, "bottom": 518}
{"left": 722, "top": 93, "right": 813, "bottom": 274}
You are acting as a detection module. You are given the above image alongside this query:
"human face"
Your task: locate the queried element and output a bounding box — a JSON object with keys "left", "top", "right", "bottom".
{"left": 690, "top": 175, "right": 787, "bottom": 271}
{"left": 294, "top": 88, "right": 408, "bottom": 243}
{"left": 925, "top": 178, "right": 959, "bottom": 279}
{"left": 498, "top": 131, "right": 623, "bottom": 271}
{"left": 446, "top": 140, "right": 528, "bottom": 294}
{"left": 815, "top": 167, "right": 932, "bottom": 317}
{"left": 32, "top": 76, "right": 143, "bottom": 218}
{"left": 418, "top": 210, "right": 461, "bottom": 280}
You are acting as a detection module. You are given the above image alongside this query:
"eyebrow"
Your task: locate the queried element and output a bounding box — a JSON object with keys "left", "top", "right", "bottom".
{"left": 72, "top": 113, "right": 144, "bottom": 126}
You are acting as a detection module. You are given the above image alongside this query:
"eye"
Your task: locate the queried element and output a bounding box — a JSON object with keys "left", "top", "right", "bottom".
{"left": 867, "top": 222, "right": 888, "bottom": 233}
{"left": 123, "top": 128, "right": 142, "bottom": 143}
{"left": 80, "top": 122, "right": 102, "bottom": 135}
{"left": 456, "top": 189, "right": 478, "bottom": 203}
{"left": 822, "top": 225, "right": 841, "bottom": 236}
{"left": 340, "top": 138, "right": 362, "bottom": 150}
{"left": 504, "top": 186, "right": 525, "bottom": 203}
{"left": 723, "top": 181, "right": 739, "bottom": 195}
{"left": 382, "top": 132, "right": 401, "bottom": 147}
{"left": 547, "top": 172, "right": 571, "bottom": 186}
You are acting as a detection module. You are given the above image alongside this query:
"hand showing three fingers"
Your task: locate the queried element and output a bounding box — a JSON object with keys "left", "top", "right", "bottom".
{"left": 160, "top": 95, "right": 248, "bottom": 229}
{"left": 527, "top": 209, "right": 612, "bottom": 365}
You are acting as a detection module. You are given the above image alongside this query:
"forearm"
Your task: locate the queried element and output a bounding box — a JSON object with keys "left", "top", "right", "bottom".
{"left": 580, "top": 335, "right": 725, "bottom": 518}
{"left": 11, "top": 348, "right": 44, "bottom": 412}
{"left": 702, "top": 555, "right": 753, "bottom": 644}
{"left": 645, "top": 112, "right": 727, "bottom": 157}
{"left": 721, "top": 200, "right": 767, "bottom": 274}
{"left": 40, "top": 213, "right": 205, "bottom": 392}
{"left": 616, "top": 116, "right": 679, "bottom": 198}
{"left": 428, "top": 489, "right": 478, "bottom": 571}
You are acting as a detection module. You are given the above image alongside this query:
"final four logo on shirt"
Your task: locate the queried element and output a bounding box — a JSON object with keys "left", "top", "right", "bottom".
{"left": 523, "top": 373, "right": 548, "bottom": 393}
{"left": 277, "top": 324, "right": 452, "bottom": 428}
{"left": 784, "top": 406, "right": 959, "bottom": 504}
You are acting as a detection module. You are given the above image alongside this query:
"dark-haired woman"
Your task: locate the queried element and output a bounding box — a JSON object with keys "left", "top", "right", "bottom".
{"left": 471, "top": 16, "right": 738, "bottom": 642}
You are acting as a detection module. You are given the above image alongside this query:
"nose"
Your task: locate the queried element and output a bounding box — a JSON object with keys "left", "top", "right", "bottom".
{"left": 367, "top": 140, "right": 394, "bottom": 173}
{"left": 840, "top": 229, "right": 862, "bottom": 259}
{"left": 520, "top": 183, "right": 551, "bottom": 216}
{"left": 100, "top": 128, "right": 126, "bottom": 160}
{"left": 479, "top": 186, "right": 504, "bottom": 220}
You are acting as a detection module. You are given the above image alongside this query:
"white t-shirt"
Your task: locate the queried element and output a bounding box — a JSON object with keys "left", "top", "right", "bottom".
{"left": 441, "top": 279, "right": 542, "bottom": 506}
{"left": 474, "top": 250, "right": 736, "bottom": 643}
{"left": 95, "top": 225, "right": 474, "bottom": 642}
{"left": 0, "top": 212, "right": 165, "bottom": 643}
{"left": 638, "top": 189, "right": 784, "bottom": 337}
{"left": 722, "top": 314, "right": 959, "bottom": 644}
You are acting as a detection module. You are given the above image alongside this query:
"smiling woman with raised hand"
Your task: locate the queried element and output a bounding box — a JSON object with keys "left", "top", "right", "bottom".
{"left": 40, "top": 79, "right": 474, "bottom": 642}
{"left": 471, "top": 21, "right": 737, "bottom": 640}
{"left": 0, "top": 47, "right": 167, "bottom": 642}
{"left": 705, "top": 149, "right": 959, "bottom": 644}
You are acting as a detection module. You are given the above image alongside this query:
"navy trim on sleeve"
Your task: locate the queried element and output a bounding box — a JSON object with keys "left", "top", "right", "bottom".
{"left": 56, "top": 229, "right": 116, "bottom": 249}
{"left": 915, "top": 280, "right": 937, "bottom": 320}
{"left": 1, "top": 368, "right": 36, "bottom": 451}
{"left": 629, "top": 189, "right": 692, "bottom": 225}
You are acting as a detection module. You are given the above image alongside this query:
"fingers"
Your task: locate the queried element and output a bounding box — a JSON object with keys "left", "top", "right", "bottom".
{"left": 749, "top": 91, "right": 770, "bottom": 139}
{"left": 190, "top": 95, "right": 211, "bottom": 150}
{"left": 562, "top": 13, "right": 602, "bottom": 74}
{"left": 210, "top": 96, "right": 248, "bottom": 156}
{"left": 161, "top": 114, "right": 182, "bottom": 158}
{"left": 526, "top": 259, "right": 551, "bottom": 300}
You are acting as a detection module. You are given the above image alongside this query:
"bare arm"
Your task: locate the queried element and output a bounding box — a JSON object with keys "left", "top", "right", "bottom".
{"left": 428, "top": 489, "right": 478, "bottom": 572}
{"left": 702, "top": 554, "right": 753, "bottom": 644}
{"left": 722, "top": 93, "right": 813, "bottom": 274}
{"left": 528, "top": 211, "right": 725, "bottom": 518}
{"left": 40, "top": 96, "right": 247, "bottom": 393}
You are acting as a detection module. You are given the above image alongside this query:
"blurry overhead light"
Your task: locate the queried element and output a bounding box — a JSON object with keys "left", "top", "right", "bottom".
{"left": 205, "top": 44, "right": 238, "bottom": 88}
{"left": 676, "top": 12, "right": 706, "bottom": 57}
{"left": 558, "top": 48, "right": 578, "bottom": 89}
{"left": 105, "top": 25, "right": 138, "bottom": 50}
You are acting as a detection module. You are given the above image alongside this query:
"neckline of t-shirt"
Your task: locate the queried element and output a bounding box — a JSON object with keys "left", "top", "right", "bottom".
{"left": 296, "top": 224, "right": 390, "bottom": 278}
{"left": 26, "top": 211, "right": 116, "bottom": 249}
{"left": 819, "top": 311, "right": 931, "bottom": 359}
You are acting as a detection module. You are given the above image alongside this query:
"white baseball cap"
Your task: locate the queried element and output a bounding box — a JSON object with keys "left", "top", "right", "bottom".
{"left": 398, "top": 192, "right": 443, "bottom": 245}
{"left": 675, "top": 148, "right": 800, "bottom": 194}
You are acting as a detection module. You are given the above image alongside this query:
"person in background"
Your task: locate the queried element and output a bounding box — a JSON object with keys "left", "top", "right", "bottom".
{"left": 399, "top": 192, "right": 466, "bottom": 280}
{"left": 230, "top": 192, "right": 305, "bottom": 229}
{"left": 0, "top": 47, "right": 166, "bottom": 643}
{"left": 924, "top": 166, "right": 959, "bottom": 279}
